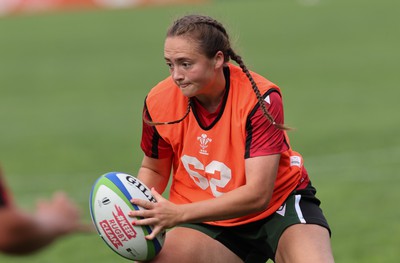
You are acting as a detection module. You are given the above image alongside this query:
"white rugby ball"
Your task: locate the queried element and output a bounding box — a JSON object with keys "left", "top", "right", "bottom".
{"left": 89, "top": 172, "right": 165, "bottom": 261}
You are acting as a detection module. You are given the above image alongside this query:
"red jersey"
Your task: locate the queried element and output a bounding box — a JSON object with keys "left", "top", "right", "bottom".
{"left": 141, "top": 63, "right": 309, "bottom": 226}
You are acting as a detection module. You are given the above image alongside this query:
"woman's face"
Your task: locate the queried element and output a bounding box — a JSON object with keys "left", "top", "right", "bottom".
{"left": 164, "top": 36, "right": 223, "bottom": 98}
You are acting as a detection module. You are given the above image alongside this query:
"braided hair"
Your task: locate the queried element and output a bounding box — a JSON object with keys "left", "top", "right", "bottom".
{"left": 144, "top": 14, "right": 288, "bottom": 130}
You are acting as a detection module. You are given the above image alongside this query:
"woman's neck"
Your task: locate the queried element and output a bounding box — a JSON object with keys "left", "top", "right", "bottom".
{"left": 194, "top": 70, "right": 226, "bottom": 113}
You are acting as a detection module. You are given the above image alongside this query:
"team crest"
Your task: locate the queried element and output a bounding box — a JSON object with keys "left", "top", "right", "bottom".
{"left": 197, "top": 134, "right": 212, "bottom": 155}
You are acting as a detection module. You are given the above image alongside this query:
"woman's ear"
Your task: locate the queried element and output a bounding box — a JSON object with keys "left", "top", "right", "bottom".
{"left": 214, "top": 51, "right": 225, "bottom": 69}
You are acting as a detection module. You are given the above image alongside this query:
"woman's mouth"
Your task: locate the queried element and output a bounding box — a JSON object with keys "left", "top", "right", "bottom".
{"left": 179, "top": 83, "right": 190, "bottom": 89}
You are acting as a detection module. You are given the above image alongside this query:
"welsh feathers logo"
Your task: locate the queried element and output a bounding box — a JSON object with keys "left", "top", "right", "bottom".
{"left": 197, "top": 134, "right": 212, "bottom": 155}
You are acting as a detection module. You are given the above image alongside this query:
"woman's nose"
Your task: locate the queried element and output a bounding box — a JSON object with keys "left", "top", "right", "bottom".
{"left": 172, "top": 68, "right": 184, "bottom": 82}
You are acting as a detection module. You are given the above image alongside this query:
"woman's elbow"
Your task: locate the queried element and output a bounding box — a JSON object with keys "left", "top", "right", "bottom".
{"left": 248, "top": 194, "right": 271, "bottom": 213}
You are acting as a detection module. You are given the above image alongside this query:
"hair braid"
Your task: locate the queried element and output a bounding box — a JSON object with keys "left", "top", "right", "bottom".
{"left": 194, "top": 16, "right": 228, "bottom": 37}
{"left": 228, "top": 49, "right": 289, "bottom": 130}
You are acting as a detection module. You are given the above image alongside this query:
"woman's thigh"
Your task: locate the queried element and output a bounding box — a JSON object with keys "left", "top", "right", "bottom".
{"left": 275, "top": 224, "right": 334, "bottom": 263}
{"left": 149, "top": 227, "right": 243, "bottom": 263}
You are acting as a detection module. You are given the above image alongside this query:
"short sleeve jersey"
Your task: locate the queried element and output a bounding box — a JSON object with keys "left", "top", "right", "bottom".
{"left": 141, "top": 64, "right": 309, "bottom": 226}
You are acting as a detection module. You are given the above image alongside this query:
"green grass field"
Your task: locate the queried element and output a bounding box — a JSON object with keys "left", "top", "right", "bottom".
{"left": 1, "top": 0, "right": 399, "bottom": 262}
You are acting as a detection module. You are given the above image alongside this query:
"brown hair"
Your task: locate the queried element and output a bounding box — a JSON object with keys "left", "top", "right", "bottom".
{"left": 144, "top": 14, "right": 288, "bottom": 130}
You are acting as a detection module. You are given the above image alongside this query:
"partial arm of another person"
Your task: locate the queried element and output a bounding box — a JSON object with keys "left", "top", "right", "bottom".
{"left": 0, "top": 191, "right": 92, "bottom": 255}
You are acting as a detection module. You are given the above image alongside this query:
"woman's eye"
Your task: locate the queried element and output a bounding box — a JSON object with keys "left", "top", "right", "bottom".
{"left": 182, "top": 62, "right": 191, "bottom": 68}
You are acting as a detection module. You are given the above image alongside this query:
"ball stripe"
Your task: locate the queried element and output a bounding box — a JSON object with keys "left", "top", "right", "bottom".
{"left": 104, "top": 173, "right": 133, "bottom": 203}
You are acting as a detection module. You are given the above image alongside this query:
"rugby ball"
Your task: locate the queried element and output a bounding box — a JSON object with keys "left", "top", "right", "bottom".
{"left": 89, "top": 172, "right": 165, "bottom": 261}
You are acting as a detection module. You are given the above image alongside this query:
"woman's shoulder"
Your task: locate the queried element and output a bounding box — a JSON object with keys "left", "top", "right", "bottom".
{"left": 226, "top": 65, "right": 280, "bottom": 102}
{"left": 228, "top": 63, "right": 280, "bottom": 94}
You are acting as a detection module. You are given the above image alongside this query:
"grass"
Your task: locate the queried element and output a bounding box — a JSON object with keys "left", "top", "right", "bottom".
{"left": 0, "top": 0, "right": 399, "bottom": 262}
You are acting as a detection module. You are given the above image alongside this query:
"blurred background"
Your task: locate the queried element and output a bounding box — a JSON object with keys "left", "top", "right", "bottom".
{"left": 0, "top": 0, "right": 399, "bottom": 262}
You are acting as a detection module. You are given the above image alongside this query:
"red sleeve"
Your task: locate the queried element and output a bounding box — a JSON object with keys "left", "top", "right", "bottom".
{"left": 140, "top": 106, "right": 173, "bottom": 159}
{"left": 0, "top": 176, "right": 10, "bottom": 207}
{"left": 245, "top": 91, "right": 289, "bottom": 158}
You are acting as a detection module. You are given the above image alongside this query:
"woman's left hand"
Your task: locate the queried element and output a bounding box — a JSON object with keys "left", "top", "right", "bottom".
{"left": 128, "top": 188, "right": 181, "bottom": 240}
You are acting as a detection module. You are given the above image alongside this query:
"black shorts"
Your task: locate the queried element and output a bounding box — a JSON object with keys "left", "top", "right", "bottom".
{"left": 179, "top": 183, "right": 331, "bottom": 263}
